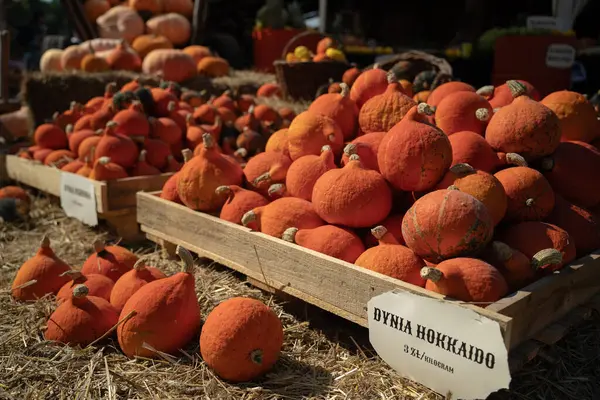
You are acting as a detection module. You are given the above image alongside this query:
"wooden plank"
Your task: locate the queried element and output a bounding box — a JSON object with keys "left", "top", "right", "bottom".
{"left": 103, "top": 173, "right": 173, "bottom": 212}
{"left": 6, "top": 156, "right": 63, "bottom": 197}
{"left": 487, "top": 251, "right": 600, "bottom": 350}
{"left": 137, "top": 191, "right": 513, "bottom": 341}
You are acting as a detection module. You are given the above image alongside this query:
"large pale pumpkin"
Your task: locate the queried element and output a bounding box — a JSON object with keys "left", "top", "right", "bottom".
{"left": 40, "top": 49, "right": 64, "bottom": 72}
{"left": 96, "top": 6, "right": 145, "bottom": 43}
{"left": 61, "top": 45, "right": 89, "bottom": 70}
{"left": 142, "top": 49, "right": 196, "bottom": 83}
{"left": 146, "top": 13, "right": 191, "bottom": 46}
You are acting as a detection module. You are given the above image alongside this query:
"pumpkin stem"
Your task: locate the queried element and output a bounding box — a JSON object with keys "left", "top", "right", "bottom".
{"left": 72, "top": 284, "right": 89, "bottom": 298}
{"left": 505, "top": 153, "right": 528, "bottom": 167}
{"left": 65, "top": 124, "right": 74, "bottom": 134}
{"left": 327, "top": 134, "right": 336, "bottom": 143}
{"left": 234, "top": 148, "right": 248, "bottom": 159}
{"left": 531, "top": 248, "right": 563, "bottom": 270}
{"left": 321, "top": 145, "right": 332, "bottom": 153}
{"left": 93, "top": 240, "right": 106, "bottom": 253}
{"left": 248, "top": 105, "right": 255, "bottom": 116}
{"left": 348, "top": 153, "right": 361, "bottom": 162}
{"left": 181, "top": 148, "right": 193, "bottom": 163}
{"left": 202, "top": 133, "right": 215, "bottom": 149}
{"left": 386, "top": 70, "right": 398, "bottom": 84}
{"left": 420, "top": 267, "right": 443, "bottom": 282}
{"left": 476, "top": 85, "right": 494, "bottom": 97}
{"left": 282, "top": 227, "right": 299, "bottom": 243}
{"left": 525, "top": 198, "right": 535, "bottom": 207}
{"left": 60, "top": 270, "right": 87, "bottom": 282}
{"left": 491, "top": 241, "right": 514, "bottom": 262}
{"left": 175, "top": 245, "right": 195, "bottom": 274}
{"left": 540, "top": 157, "right": 554, "bottom": 171}
{"left": 250, "top": 349, "right": 263, "bottom": 365}
{"left": 506, "top": 80, "right": 527, "bottom": 98}
{"left": 268, "top": 183, "right": 286, "bottom": 198}
{"left": 241, "top": 210, "right": 257, "bottom": 227}
{"left": 167, "top": 101, "right": 178, "bottom": 113}
{"left": 339, "top": 82, "right": 350, "bottom": 97}
{"left": 138, "top": 149, "right": 148, "bottom": 162}
{"left": 370, "top": 225, "right": 388, "bottom": 240}
{"left": 493, "top": 107, "right": 501, "bottom": 113}
{"left": 373, "top": 63, "right": 380, "bottom": 69}
{"left": 106, "top": 82, "right": 118, "bottom": 96}
{"left": 253, "top": 172, "right": 272, "bottom": 187}
{"left": 40, "top": 235, "right": 51, "bottom": 248}
{"left": 447, "top": 185, "right": 459, "bottom": 191}
{"left": 417, "top": 103, "right": 434, "bottom": 116}
{"left": 343, "top": 143, "right": 357, "bottom": 157}
{"left": 215, "top": 186, "right": 232, "bottom": 196}
{"left": 475, "top": 108, "right": 491, "bottom": 122}
{"left": 98, "top": 157, "right": 111, "bottom": 165}
{"left": 133, "top": 258, "right": 147, "bottom": 271}
{"left": 105, "top": 120, "right": 118, "bottom": 132}
{"left": 449, "top": 163, "right": 475, "bottom": 176}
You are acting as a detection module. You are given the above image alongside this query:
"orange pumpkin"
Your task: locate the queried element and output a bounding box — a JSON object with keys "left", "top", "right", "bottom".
{"left": 160, "top": 149, "right": 192, "bottom": 203}
{"left": 309, "top": 83, "right": 358, "bottom": 140}
{"left": 146, "top": 13, "right": 191, "bottom": 46}
{"left": 183, "top": 45, "right": 211, "bottom": 64}
{"left": 144, "top": 138, "right": 172, "bottom": 171}
{"left": 435, "top": 91, "right": 493, "bottom": 135}
{"left": 448, "top": 130, "right": 502, "bottom": 173}
{"left": 106, "top": 40, "right": 142, "bottom": 71}
{"left": 285, "top": 145, "right": 336, "bottom": 201}
{"left": 426, "top": 81, "right": 475, "bottom": 108}
{"left": 349, "top": 65, "right": 388, "bottom": 109}
{"left": 60, "top": 45, "right": 89, "bottom": 70}
{"left": 132, "top": 34, "right": 173, "bottom": 59}
{"left": 413, "top": 90, "right": 431, "bottom": 103}
{"left": 244, "top": 151, "right": 292, "bottom": 192}
{"left": 287, "top": 111, "right": 343, "bottom": 160}
{"left": 142, "top": 49, "right": 196, "bottom": 83}
{"left": 56, "top": 271, "right": 115, "bottom": 303}
{"left": 197, "top": 57, "right": 230, "bottom": 78}
{"left": 256, "top": 83, "right": 281, "bottom": 98}
{"left": 478, "top": 80, "right": 540, "bottom": 108}
{"left": 402, "top": 189, "right": 494, "bottom": 263}
{"left": 265, "top": 128, "right": 290, "bottom": 156}
{"left": 0, "top": 186, "right": 30, "bottom": 206}
{"left": 81, "top": 240, "right": 138, "bottom": 282}
{"left": 44, "top": 149, "right": 76, "bottom": 167}
{"left": 129, "top": 0, "right": 162, "bottom": 14}
{"left": 364, "top": 213, "right": 405, "bottom": 248}
{"left": 34, "top": 123, "right": 68, "bottom": 150}
{"left": 340, "top": 132, "right": 385, "bottom": 172}
{"left": 216, "top": 185, "right": 269, "bottom": 225}
{"left": 342, "top": 66, "right": 361, "bottom": 87}
{"left": 94, "top": 121, "right": 139, "bottom": 168}
{"left": 163, "top": 0, "right": 193, "bottom": 16}
{"left": 283, "top": 225, "right": 365, "bottom": 263}
{"left": 541, "top": 90, "right": 598, "bottom": 143}
{"left": 109, "top": 259, "right": 166, "bottom": 312}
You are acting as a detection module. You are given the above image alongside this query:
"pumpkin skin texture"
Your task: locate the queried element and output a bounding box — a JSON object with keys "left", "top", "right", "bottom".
{"left": 61, "top": 159, "right": 85, "bottom": 173}
{"left": 131, "top": 150, "right": 161, "bottom": 176}
{"left": 283, "top": 225, "right": 365, "bottom": 263}
{"left": 494, "top": 167, "right": 555, "bottom": 222}
{"left": 485, "top": 81, "right": 561, "bottom": 161}
{"left": 68, "top": 129, "right": 96, "bottom": 155}
{"left": 286, "top": 111, "right": 344, "bottom": 161}
{"left": 539, "top": 141, "right": 600, "bottom": 208}
{"left": 242, "top": 197, "right": 324, "bottom": 238}
{"left": 146, "top": 13, "right": 191, "bottom": 46}
{"left": 45, "top": 284, "right": 119, "bottom": 346}
{"left": 197, "top": 57, "right": 230, "bottom": 78}
{"left": 177, "top": 133, "right": 243, "bottom": 211}
{"left": 112, "top": 101, "right": 150, "bottom": 138}
{"left": 142, "top": 50, "right": 196, "bottom": 83}
{"left": 285, "top": 145, "right": 336, "bottom": 201}
{"left": 309, "top": 83, "right": 358, "bottom": 140}
{"left": 96, "top": 6, "right": 144, "bottom": 43}
{"left": 358, "top": 72, "right": 415, "bottom": 134}
{"left": 349, "top": 66, "right": 388, "bottom": 109}
{"left": 89, "top": 156, "right": 129, "bottom": 180}
{"left": 110, "top": 260, "right": 166, "bottom": 312}
{"left": 402, "top": 189, "right": 494, "bottom": 263}
{"left": 256, "top": 83, "right": 280, "bottom": 98}
{"left": 160, "top": 149, "right": 192, "bottom": 203}
{"left": 34, "top": 123, "right": 68, "bottom": 150}
{"left": 541, "top": 91, "right": 598, "bottom": 143}
{"left": 81, "top": 241, "right": 138, "bottom": 282}
{"left": 499, "top": 221, "right": 576, "bottom": 272}
{"left": 312, "top": 154, "right": 392, "bottom": 228}
{"left": 265, "top": 128, "right": 290, "bottom": 156}
{"left": 546, "top": 194, "right": 600, "bottom": 257}
{"left": 183, "top": 45, "right": 211, "bottom": 64}
{"left": 342, "top": 66, "right": 361, "bottom": 87}
{"left": 448, "top": 131, "right": 500, "bottom": 173}
{"left": 355, "top": 226, "right": 425, "bottom": 285}
{"left": 118, "top": 246, "right": 201, "bottom": 358}
{"left": 40, "top": 48, "right": 64, "bottom": 72}
{"left": 56, "top": 272, "right": 115, "bottom": 303}
{"left": 364, "top": 213, "right": 405, "bottom": 248}
{"left": 11, "top": 236, "right": 71, "bottom": 301}
{"left": 216, "top": 185, "right": 269, "bottom": 225}
{"left": 478, "top": 80, "right": 540, "bottom": 108}
{"left": 420, "top": 258, "right": 508, "bottom": 302}
{"left": 244, "top": 151, "right": 292, "bottom": 193}
{"left": 340, "top": 132, "right": 385, "bottom": 172}
{"left": 435, "top": 91, "right": 493, "bottom": 136}
{"left": 378, "top": 104, "right": 452, "bottom": 192}
{"left": 426, "top": 81, "right": 476, "bottom": 108}
{"left": 200, "top": 297, "right": 283, "bottom": 382}
{"left": 436, "top": 164, "right": 507, "bottom": 226}
{"left": 132, "top": 34, "right": 173, "bottom": 59}
{"left": 0, "top": 186, "right": 30, "bottom": 206}
{"left": 94, "top": 121, "right": 139, "bottom": 168}
{"left": 44, "top": 150, "right": 76, "bottom": 166}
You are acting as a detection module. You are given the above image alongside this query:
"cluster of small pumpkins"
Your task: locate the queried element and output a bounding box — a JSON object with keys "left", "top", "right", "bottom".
{"left": 160, "top": 66, "right": 600, "bottom": 305}
{"left": 10, "top": 237, "right": 284, "bottom": 382}
{"left": 285, "top": 37, "right": 347, "bottom": 63}
{"left": 41, "top": 36, "right": 230, "bottom": 82}
{"left": 18, "top": 79, "right": 284, "bottom": 181}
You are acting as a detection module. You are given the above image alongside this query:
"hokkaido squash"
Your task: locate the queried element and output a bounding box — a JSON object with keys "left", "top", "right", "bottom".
{"left": 177, "top": 133, "right": 243, "bottom": 211}
{"left": 60, "top": 45, "right": 89, "bottom": 71}
{"left": 81, "top": 240, "right": 138, "bottom": 282}
{"left": 340, "top": 132, "right": 385, "bottom": 172}
{"left": 355, "top": 226, "right": 425, "bottom": 285}
{"left": 131, "top": 150, "right": 161, "bottom": 176}
{"left": 0, "top": 186, "right": 30, "bottom": 206}
{"left": 426, "top": 81, "right": 476, "bottom": 108}
{"left": 56, "top": 271, "right": 115, "bottom": 303}
{"left": 45, "top": 284, "right": 119, "bottom": 346}
{"left": 236, "top": 127, "right": 265, "bottom": 157}
{"left": 11, "top": 236, "right": 71, "bottom": 301}
{"left": 68, "top": 128, "right": 96, "bottom": 155}
{"left": 200, "top": 297, "right": 283, "bottom": 382}
{"left": 112, "top": 101, "right": 150, "bottom": 138}
{"left": 216, "top": 185, "right": 269, "bottom": 225}
{"left": 378, "top": 104, "right": 452, "bottom": 191}
{"left": 485, "top": 81, "right": 561, "bottom": 161}
{"left": 478, "top": 80, "right": 540, "bottom": 108}
{"left": 283, "top": 225, "right": 365, "bottom": 263}
{"left": 540, "top": 90, "right": 598, "bottom": 143}
{"left": 94, "top": 121, "right": 139, "bottom": 168}
{"left": 358, "top": 72, "right": 415, "bottom": 134}
{"left": 287, "top": 111, "right": 343, "bottom": 160}
{"left": 436, "top": 164, "right": 507, "bottom": 226}
{"left": 435, "top": 91, "right": 493, "bottom": 135}
{"left": 242, "top": 197, "right": 324, "bottom": 238}
{"left": 61, "top": 159, "right": 85, "bottom": 173}
{"left": 494, "top": 166, "right": 555, "bottom": 222}
{"left": 364, "top": 213, "right": 405, "bottom": 248}
{"left": 498, "top": 221, "right": 577, "bottom": 272}
{"left": 309, "top": 83, "right": 359, "bottom": 140}
{"left": 285, "top": 145, "right": 336, "bottom": 201}
{"left": 197, "top": 57, "right": 230, "bottom": 78}
{"left": 256, "top": 83, "right": 280, "bottom": 98}
{"left": 342, "top": 66, "right": 361, "bottom": 87}
{"left": 402, "top": 189, "right": 494, "bottom": 263}
{"left": 265, "top": 128, "right": 290, "bottom": 156}
{"left": 106, "top": 40, "right": 141, "bottom": 71}
{"left": 132, "top": 34, "right": 173, "bottom": 59}
{"left": 143, "top": 138, "right": 172, "bottom": 170}
{"left": 150, "top": 116, "right": 183, "bottom": 145}
{"left": 420, "top": 258, "right": 508, "bottom": 302}
{"left": 142, "top": 50, "right": 196, "bottom": 83}
{"left": 312, "top": 154, "right": 392, "bottom": 228}
{"left": 44, "top": 150, "right": 76, "bottom": 167}
{"left": 89, "top": 156, "right": 129, "bottom": 180}
{"left": 349, "top": 65, "right": 388, "bottom": 109}
{"left": 110, "top": 259, "right": 166, "bottom": 312}
{"left": 244, "top": 151, "right": 292, "bottom": 192}
{"left": 160, "top": 149, "right": 192, "bottom": 203}
{"left": 118, "top": 246, "right": 201, "bottom": 358}
{"left": 538, "top": 141, "right": 600, "bottom": 208}
{"left": 34, "top": 123, "right": 67, "bottom": 150}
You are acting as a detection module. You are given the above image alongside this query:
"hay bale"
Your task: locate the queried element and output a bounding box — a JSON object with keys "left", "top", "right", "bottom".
{"left": 213, "top": 70, "right": 276, "bottom": 95}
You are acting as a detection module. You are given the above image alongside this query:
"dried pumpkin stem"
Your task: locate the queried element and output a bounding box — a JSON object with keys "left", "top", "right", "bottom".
{"left": 175, "top": 245, "right": 195, "bottom": 274}
{"left": 98, "top": 157, "right": 111, "bottom": 165}
{"left": 321, "top": 145, "right": 332, "bottom": 153}
{"left": 105, "top": 120, "right": 118, "bottom": 130}
{"left": 167, "top": 101, "right": 178, "bottom": 112}
{"left": 491, "top": 241, "right": 514, "bottom": 262}
{"left": 253, "top": 172, "right": 272, "bottom": 186}
{"left": 447, "top": 185, "right": 459, "bottom": 191}
{"left": 505, "top": 153, "right": 528, "bottom": 167}
{"left": 339, "top": 82, "right": 350, "bottom": 97}
{"left": 60, "top": 270, "right": 86, "bottom": 282}
{"left": 327, "top": 134, "right": 336, "bottom": 143}
{"left": 417, "top": 103, "right": 434, "bottom": 116}
{"left": 282, "top": 227, "right": 299, "bottom": 243}
{"left": 371, "top": 225, "right": 388, "bottom": 240}
{"left": 235, "top": 148, "right": 248, "bottom": 159}
{"left": 241, "top": 210, "right": 257, "bottom": 227}
{"left": 348, "top": 154, "right": 361, "bottom": 162}
{"left": 215, "top": 186, "right": 232, "bottom": 196}
{"left": 138, "top": 150, "right": 148, "bottom": 162}
{"left": 40, "top": 235, "right": 51, "bottom": 248}
{"left": 72, "top": 284, "right": 89, "bottom": 298}
{"left": 525, "top": 198, "right": 535, "bottom": 207}
{"left": 250, "top": 349, "right": 263, "bottom": 365}
{"left": 268, "top": 183, "right": 285, "bottom": 198}
{"left": 93, "top": 240, "right": 106, "bottom": 253}
{"left": 475, "top": 108, "right": 491, "bottom": 122}
{"left": 531, "top": 248, "right": 563, "bottom": 270}
{"left": 181, "top": 148, "right": 193, "bottom": 163}
{"left": 420, "top": 267, "right": 443, "bottom": 282}
{"left": 65, "top": 124, "right": 74, "bottom": 134}
{"left": 343, "top": 143, "right": 358, "bottom": 157}
{"left": 133, "top": 258, "right": 147, "bottom": 271}
{"left": 202, "top": 133, "right": 215, "bottom": 149}
{"left": 449, "top": 163, "right": 476, "bottom": 176}
{"left": 386, "top": 70, "right": 398, "bottom": 84}
{"left": 476, "top": 85, "right": 494, "bottom": 97}
{"left": 506, "top": 80, "right": 527, "bottom": 98}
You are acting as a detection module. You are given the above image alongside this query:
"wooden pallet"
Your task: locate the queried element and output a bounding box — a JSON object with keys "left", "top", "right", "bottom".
{"left": 5, "top": 155, "right": 172, "bottom": 241}
{"left": 137, "top": 191, "right": 600, "bottom": 372}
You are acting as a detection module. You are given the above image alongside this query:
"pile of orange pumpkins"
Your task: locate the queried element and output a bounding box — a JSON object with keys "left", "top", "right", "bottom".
{"left": 18, "top": 79, "right": 286, "bottom": 181}
{"left": 10, "top": 237, "right": 284, "bottom": 382}
{"left": 159, "top": 64, "right": 600, "bottom": 305}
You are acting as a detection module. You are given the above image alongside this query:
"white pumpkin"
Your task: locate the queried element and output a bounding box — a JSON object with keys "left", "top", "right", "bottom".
{"left": 40, "top": 49, "right": 64, "bottom": 72}
{"left": 146, "top": 13, "right": 191, "bottom": 46}
{"left": 96, "top": 6, "right": 145, "bottom": 43}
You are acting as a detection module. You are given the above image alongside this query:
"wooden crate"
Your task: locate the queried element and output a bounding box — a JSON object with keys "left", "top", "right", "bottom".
{"left": 137, "top": 191, "right": 600, "bottom": 372}
{"left": 5, "top": 155, "right": 172, "bottom": 241}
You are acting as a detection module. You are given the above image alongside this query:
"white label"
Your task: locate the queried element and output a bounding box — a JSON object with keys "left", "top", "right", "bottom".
{"left": 526, "top": 15, "right": 558, "bottom": 30}
{"left": 60, "top": 172, "right": 98, "bottom": 226}
{"left": 545, "top": 44, "right": 576, "bottom": 69}
{"left": 368, "top": 291, "right": 511, "bottom": 400}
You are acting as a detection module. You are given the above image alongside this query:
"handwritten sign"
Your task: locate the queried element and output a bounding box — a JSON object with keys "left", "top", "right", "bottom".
{"left": 60, "top": 172, "right": 98, "bottom": 226}
{"left": 368, "top": 291, "right": 510, "bottom": 400}
{"left": 546, "top": 44, "right": 576, "bottom": 69}
{"left": 526, "top": 16, "right": 558, "bottom": 30}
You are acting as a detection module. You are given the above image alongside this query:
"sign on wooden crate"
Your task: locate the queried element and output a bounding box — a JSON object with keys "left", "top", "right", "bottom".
{"left": 368, "top": 291, "right": 511, "bottom": 399}
{"left": 60, "top": 172, "right": 98, "bottom": 226}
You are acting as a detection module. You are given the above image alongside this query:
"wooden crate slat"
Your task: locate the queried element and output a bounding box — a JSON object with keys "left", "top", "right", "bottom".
{"left": 136, "top": 191, "right": 513, "bottom": 344}
{"left": 104, "top": 173, "right": 174, "bottom": 211}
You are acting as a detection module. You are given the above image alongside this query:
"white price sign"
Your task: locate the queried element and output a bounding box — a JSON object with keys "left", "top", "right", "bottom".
{"left": 60, "top": 172, "right": 98, "bottom": 226}
{"left": 526, "top": 16, "right": 558, "bottom": 30}
{"left": 545, "top": 44, "right": 576, "bottom": 69}
{"left": 368, "top": 291, "right": 510, "bottom": 400}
